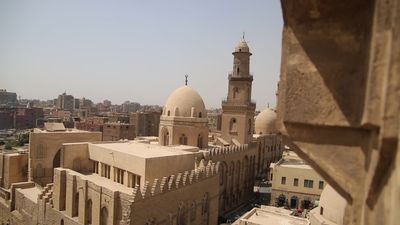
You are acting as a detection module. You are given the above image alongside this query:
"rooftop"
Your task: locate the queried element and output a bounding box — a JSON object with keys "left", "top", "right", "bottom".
{"left": 233, "top": 207, "right": 309, "bottom": 225}
{"left": 90, "top": 141, "right": 196, "bottom": 159}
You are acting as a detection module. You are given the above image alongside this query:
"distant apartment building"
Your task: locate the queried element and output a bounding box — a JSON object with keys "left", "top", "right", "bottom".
{"left": 73, "top": 98, "right": 80, "bottom": 110}
{"left": 108, "top": 115, "right": 130, "bottom": 123}
{"left": 102, "top": 122, "right": 135, "bottom": 141}
{"left": 79, "top": 97, "right": 93, "bottom": 109}
{"left": 56, "top": 92, "right": 74, "bottom": 112}
{"left": 0, "top": 89, "right": 18, "bottom": 108}
{"left": 270, "top": 151, "right": 326, "bottom": 209}
{"left": 75, "top": 116, "right": 109, "bottom": 132}
{"left": 207, "top": 112, "right": 222, "bottom": 131}
{"left": 130, "top": 111, "right": 160, "bottom": 136}
{"left": 0, "top": 108, "right": 15, "bottom": 129}
{"left": 122, "top": 101, "right": 140, "bottom": 113}
{"left": 0, "top": 107, "right": 44, "bottom": 129}
{"left": 15, "top": 107, "right": 44, "bottom": 129}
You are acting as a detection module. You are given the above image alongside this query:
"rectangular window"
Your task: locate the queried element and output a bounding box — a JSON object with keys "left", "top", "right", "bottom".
{"left": 293, "top": 178, "right": 299, "bottom": 186}
{"left": 304, "top": 179, "right": 314, "bottom": 188}
{"left": 281, "top": 177, "right": 286, "bottom": 185}
{"left": 319, "top": 181, "right": 324, "bottom": 189}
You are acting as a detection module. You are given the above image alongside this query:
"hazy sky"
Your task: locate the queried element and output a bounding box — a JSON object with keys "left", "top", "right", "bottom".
{"left": 0, "top": 1, "right": 283, "bottom": 110}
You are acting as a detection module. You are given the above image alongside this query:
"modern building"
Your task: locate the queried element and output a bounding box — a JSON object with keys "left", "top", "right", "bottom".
{"left": 0, "top": 89, "right": 18, "bottom": 108}
{"left": 102, "top": 122, "right": 135, "bottom": 141}
{"left": 130, "top": 111, "right": 161, "bottom": 137}
{"left": 270, "top": 151, "right": 325, "bottom": 209}
{"left": 57, "top": 92, "right": 74, "bottom": 112}
{"left": 207, "top": 112, "right": 222, "bottom": 132}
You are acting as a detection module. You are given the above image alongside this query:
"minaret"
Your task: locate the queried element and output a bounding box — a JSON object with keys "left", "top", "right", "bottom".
{"left": 221, "top": 37, "right": 256, "bottom": 145}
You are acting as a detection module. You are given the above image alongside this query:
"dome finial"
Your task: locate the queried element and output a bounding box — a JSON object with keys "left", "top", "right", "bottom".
{"left": 242, "top": 31, "right": 245, "bottom": 41}
{"left": 185, "top": 74, "right": 188, "bottom": 86}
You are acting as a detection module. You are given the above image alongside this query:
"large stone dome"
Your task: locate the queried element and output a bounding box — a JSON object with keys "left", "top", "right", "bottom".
{"left": 164, "top": 86, "right": 207, "bottom": 118}
{"left": 255, "top": 108, "right": 277, "bottom": 134}
{"left": 234, "top": 40, "right": 250, "bottom": 53}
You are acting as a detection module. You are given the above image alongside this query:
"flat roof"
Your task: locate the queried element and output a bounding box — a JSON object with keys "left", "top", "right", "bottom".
{"left": 34, "top": 128, "right": 90, "bottom": 133}
{"left": 90, "top": 141, "right": 195, "bottom": 159}
{"left": 280, "top": 160, "right": 312, "bottom": 169}
{"left": 236, "top": 207, "right": 309, "bottom": 225}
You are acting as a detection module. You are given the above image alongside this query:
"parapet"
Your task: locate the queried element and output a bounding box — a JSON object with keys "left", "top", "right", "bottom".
{"left": 204, "top": 144, "right": 249, "bottom": 158}
{"left": 131, "top": 162, "right": 219, "bottom": 202}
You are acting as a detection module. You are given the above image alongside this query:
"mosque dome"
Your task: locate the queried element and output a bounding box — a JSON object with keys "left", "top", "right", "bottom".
{"left": 234, "top": 40, "right": 250, "bottom": 53}
{"left": 164, "top": 86, "right": 207, "bottom": 118}
{"left": 255, "top": 108, "right": 277, "bottom": 134}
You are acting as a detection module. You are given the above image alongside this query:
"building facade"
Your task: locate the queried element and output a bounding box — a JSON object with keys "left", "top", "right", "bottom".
{"left": 221, "top": 39, "right": 256, "bottom": 145}
{"left": 270, "top": 151, "right": 325, "bottom": 209}
{"left": 102, "top": 123, "right": 136, "bottom": 141}
{"left": 130, "top": 111, "right": 161, "bottom": 137}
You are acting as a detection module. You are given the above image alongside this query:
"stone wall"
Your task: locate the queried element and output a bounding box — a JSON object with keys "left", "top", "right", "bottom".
{"left": 277, "top": 0, "right": 399, "bottom": 224}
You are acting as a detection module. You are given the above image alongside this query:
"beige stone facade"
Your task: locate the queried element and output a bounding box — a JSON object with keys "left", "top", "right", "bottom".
{"left": 277, "top": 1, "right": 399, "bottom": 224}
{"left": 29, "top": 125, "right": 102, "bottom": 186}
{"left": 221, "top": 40, "right": 255, "bottom": 145}
{"left": 270, "top": 151, "right": 325, "bottom": 209}
{"left": 159, "top": 86, "right": 209, "bottom": 148}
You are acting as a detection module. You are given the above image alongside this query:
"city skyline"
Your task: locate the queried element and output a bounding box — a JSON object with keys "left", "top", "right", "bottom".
{"left": 0, "top": 1, "right": 283, "bottom": 110}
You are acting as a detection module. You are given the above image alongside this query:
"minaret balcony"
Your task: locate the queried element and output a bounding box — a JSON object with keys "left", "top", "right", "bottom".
{"left": 228, "top": 73, "right": 253, "bottom": 81}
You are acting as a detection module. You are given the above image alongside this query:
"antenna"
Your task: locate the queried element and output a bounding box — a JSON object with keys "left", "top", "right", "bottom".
{"left": 185, "top": 74, "right": 189, "bottom": 86}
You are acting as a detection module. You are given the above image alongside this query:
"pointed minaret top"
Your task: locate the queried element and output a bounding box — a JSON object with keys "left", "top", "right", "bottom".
{"left": 185, "top": 74, "right": 188, "bottom": 86}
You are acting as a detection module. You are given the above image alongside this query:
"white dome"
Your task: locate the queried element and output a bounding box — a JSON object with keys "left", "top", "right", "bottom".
{"left": 164, "top": 86, "right": 207, "bottom": 118}
{"left": 234, "top": 40, "right": 250, "bottom": 53}
{"left": 255, "top": 108, "right": 277, "bottom": 134}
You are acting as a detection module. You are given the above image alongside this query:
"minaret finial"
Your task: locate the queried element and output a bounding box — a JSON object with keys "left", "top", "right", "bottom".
{"left": 185, "top": 74, "right": 188, "bottom": 86}
{"left": 242, "top": 32, "right": 245, "bottom": 40}
{"left": 267, "top": 102, "right": 270, "bottom": 108}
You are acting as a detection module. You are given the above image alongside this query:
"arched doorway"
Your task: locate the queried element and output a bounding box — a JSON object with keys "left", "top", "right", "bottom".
{"left": 197, "top": 134, "right": 203, "bottom": 149}
{"left": 277, "top": 194, "right": 286, "bottom": 207}
{"left": 290, "top": 196, "right": 299, "bottom": 209}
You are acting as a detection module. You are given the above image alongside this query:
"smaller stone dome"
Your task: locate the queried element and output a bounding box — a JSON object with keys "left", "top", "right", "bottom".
{"left": 234, "top": 40, "right": 250, "bottom": 53}
{"left": 164, "top": 86, "right": 207, "bottom": 118}
{"left": 255, "top": 108, "right": 277, "bottom": 134}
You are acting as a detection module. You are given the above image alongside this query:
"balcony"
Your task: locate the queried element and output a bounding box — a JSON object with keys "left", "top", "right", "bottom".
{"left": 228, "top": 73, "right": 253, "bottom": 81}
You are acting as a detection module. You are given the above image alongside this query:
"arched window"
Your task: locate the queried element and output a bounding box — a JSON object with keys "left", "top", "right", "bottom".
{"left": 177, "top": 202, "right": 185, "bottom": 225}
{"left": 229, "top": 118, "right": 237, "bottom": 133}
{"left": 167, "top": 110, "right": 170, "bottom": 116}
{"left": 198, "top": 112, "right": 202, "bottom": 118}
{"left": 237, "top": 67, "right": 240, "bottom": 74}
{"left": 233, "top": 87, "right": 239, "bottom": 99}
{"left": 73, "top": 192, "right": 79, "bottom": 217}
{"left": 86, "top": 199, "right": 92, "bottom": 225}
{"left": 179, "top": 134, "right": 188, "bottom": 145}
{"left": 60, "top": 219, "right": 64, "bottom": 225}
{"left": 197, "top": 134, "right": 203, "bottom": 149}
{"left": 101, "top": 207, "right": 108, "bottom": 225}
